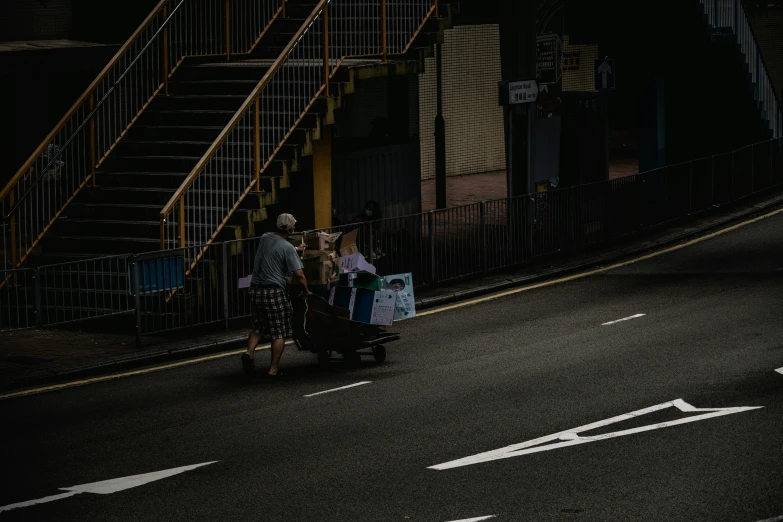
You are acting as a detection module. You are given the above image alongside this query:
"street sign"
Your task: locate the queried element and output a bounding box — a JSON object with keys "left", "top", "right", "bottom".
{"left": 594, "top": 58, "right": 615, "bottom": 90}
{"left": 498, "top": 80, "right": 539, "bottom": 106}
{"left": 428, "top": 398, "right": 762, "bottom": 470}
{"left": 536, "top": 34, "right": 562, "bottom": 85}
{"left": 508, "top": 79, "right": 539, "bottom": 105}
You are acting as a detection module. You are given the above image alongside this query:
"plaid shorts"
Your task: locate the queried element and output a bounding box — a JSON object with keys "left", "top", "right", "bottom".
{"left": 249, "top": 286, "right": 293, "bottom": 340}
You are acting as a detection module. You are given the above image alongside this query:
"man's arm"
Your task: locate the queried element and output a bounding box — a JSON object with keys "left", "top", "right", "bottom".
{"left": 291, "top": 269, "right": 311, "bottom": 295}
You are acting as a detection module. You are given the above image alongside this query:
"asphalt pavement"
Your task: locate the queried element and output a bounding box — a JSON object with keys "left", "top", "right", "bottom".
{"left": 1, "top": 209, "right": 782, "bottom": 521}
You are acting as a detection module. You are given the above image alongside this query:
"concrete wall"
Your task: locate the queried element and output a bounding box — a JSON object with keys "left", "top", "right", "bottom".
{"left": 419, "top": 24, "right": 506, "bottom": 180}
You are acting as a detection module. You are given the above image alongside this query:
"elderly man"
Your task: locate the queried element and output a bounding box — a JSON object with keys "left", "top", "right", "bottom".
{"left": 242, "top": 213, "right": 311, "bottom": 377}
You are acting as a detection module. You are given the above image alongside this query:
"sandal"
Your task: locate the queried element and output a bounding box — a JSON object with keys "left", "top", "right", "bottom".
{"left": 241, "top": 354, "right": 256, "bottom": 377}
{"left": 265, "top": 370, "right": 289, "bottom": 378}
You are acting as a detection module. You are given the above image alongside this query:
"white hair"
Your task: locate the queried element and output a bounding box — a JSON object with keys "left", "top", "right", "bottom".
{"left": 276, "top": 213, "right": 297, "bottom": 233}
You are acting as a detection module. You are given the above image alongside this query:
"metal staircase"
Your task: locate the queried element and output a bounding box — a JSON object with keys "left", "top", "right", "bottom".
{"left": 699, "top": 0, "right": 783, "bottom": 139}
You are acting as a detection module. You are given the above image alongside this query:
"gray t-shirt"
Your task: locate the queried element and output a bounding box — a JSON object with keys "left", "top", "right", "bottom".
{"left": 251, "top": 232, "right": 304, "bottom": 289}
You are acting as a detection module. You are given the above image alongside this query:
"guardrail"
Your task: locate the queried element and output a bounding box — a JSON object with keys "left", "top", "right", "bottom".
{"left": 699, "top": 0, "right": 782, "bottom": 138}
{"left": 2, "top": 137, "right": 781, "bottom": 342}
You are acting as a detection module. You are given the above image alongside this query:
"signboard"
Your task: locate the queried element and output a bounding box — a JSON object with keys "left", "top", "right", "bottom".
{"left": 561, "top": 35, "right": 599, "bottom": 92}
{"left": 536, "top": 34, "right": 561, "bottom": 85}
{"left": 594, "top": 58, "right": 616, "bottom": 90}
{"left": 498, "top": 79, "right": 539, "bottom": 106}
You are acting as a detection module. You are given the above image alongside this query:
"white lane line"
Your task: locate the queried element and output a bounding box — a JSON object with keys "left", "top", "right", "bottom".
{"left": 756, "top": 516, "right": 783, "bottom": 522}
{"left": 601, "top": 313, "right": 645, "bottom": 326}
{"left": 446, "top": 517, "right": 496, "bottom": 522}
{"left": 303, "top": 381, "right": 371, "bottom": 397}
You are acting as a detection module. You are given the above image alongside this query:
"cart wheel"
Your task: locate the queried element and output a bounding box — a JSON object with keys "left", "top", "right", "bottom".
{"left": 317, "top": 351, "right": 331, "bottom": 369}
{"left": 343, "top": 350, "right": 361, "bottom": 367}
{"left": 372, "top": 345, "right": 387, "bottom": 363}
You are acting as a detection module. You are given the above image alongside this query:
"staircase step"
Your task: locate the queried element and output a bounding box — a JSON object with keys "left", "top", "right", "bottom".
{"left": 115, "top": 140, "right": 213, "bottom": 158}
{"left": 138, "top": 109, "right": 236, "bottom": 127}
{"left": 170, "top": 80, "right": 260, "bottom": 96}
{"left": 174, "top": 62, "right": 271, "bottom": 82}
{"left": 51, "top": 217, "right": 243, "bottom": 240}
{"left": 127, "top": 125, "right": 250, "bottom": 142}
{"left": 100, "top": 155, "right": 201, "bottom": 173}
{"left": 151, "top": 94, "right": 249, "bottom": 111}
{"left": 78, "top": 187, "right": 181, "bottom": 206}
{"left": 40, "top": 235, "right": 162, "bottom": 255}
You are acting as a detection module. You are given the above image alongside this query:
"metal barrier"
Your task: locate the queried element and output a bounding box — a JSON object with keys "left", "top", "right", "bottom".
{"left": 1, "top": 138, "right": 781, "bottom": 340}
{"left": 699, "top": 0, "right": 782, "bottom": 138}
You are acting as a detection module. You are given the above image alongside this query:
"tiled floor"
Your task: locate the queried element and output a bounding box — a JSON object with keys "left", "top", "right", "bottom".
{"left": 421, "top": 158, "right": 639, "bottom": 212}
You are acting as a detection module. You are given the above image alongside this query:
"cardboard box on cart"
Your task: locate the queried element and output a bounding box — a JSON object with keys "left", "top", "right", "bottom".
{"left": 302, "top": 251, "right": 339, "bottom": 286}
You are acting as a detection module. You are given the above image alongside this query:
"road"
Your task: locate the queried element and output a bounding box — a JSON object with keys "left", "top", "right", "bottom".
{"left": 1, "top": 210, "right": 782, "bottom": 521}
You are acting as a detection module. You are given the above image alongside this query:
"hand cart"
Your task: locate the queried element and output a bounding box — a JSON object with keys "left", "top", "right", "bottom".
{"left": 290, "top": 293, "right": 400, "bottom": 368}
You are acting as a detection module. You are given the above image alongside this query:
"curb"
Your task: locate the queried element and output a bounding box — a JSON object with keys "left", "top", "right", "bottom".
{"left": 413, "top": 194, "right": 783, "bottom": 311}
{"left": 4, "top": 193, "right": 783, "bottom": 394}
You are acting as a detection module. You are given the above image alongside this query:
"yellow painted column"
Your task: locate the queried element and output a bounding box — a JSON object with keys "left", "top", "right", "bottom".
{"left": 312, "top": 126, "right": 332, "bottom": 229}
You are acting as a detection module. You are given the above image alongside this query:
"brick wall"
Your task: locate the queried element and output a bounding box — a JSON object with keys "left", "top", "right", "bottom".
{"left": 0, "top": 0, "right": 73, "bottom": 41}
{"left": 419, "top": 24, "right": 506, "bottom": 180}
{"left": 747, "top": 7, "right": 783, "bottom": 105}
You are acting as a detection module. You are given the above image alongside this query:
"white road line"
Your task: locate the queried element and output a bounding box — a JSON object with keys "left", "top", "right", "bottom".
{"left": 601, "top": 313, "right": 646, "bottom": 326}
{"left": 0, "top": 461, "right": 218, "bottom": 513}
{"left": 303, "top": 381, "right": 371, "bottom": 397}
{"left": 445, "top": 517, "right": 496, "bottom": 522}
{"left": 775, "top": 367, "right": 783, "bottom": 376}
{"left": 756, "top": 516, "right": 783, "bottom": 522}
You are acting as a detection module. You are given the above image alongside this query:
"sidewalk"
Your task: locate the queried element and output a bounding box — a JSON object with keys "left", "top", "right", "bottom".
{"left": 2, "top": 186, "right": 781, "bottom": 393}
{"left": 421, "top": 158, "right": 639, "bottom": 211}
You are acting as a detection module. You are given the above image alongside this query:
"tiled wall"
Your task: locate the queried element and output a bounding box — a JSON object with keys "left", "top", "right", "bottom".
{"left": 419, "top": 24, "right": 506, "bottom": 180}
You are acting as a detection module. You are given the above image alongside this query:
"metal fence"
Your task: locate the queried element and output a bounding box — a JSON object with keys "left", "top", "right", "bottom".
{"left": 1, "top": 138, "right": 781, "bottom": 341}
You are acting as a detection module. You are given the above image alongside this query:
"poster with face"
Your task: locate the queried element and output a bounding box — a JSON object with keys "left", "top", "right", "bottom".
{"left": 382, "top": 273, "right": 415, "bottom": 320}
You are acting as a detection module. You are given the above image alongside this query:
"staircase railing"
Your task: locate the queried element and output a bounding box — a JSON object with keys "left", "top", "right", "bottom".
{"left": 700, "top": 0, "right": 782, "bottom": 138}
{"left": 1, "top": 0, "right": 287, "bottom": 272}
{"left": 159, "top": 0, "right": 438, "bottom": 252}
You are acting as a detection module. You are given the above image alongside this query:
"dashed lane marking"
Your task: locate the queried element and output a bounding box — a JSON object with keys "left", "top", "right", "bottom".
{"left": 601, "top": 314, "right": 646, "bottom": 326}
{"left": 303, "top": 381, "right": 371, "bottom": 397}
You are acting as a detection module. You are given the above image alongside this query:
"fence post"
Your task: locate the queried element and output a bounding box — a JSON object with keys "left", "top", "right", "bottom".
{"left": 9, "top": 188, "right": 17, "bottom": 269}
{"left": 89, "top": 93, "right": 97, "bottom": 187}
{"left": 367, "top": 222, "right": 374, "bottom": 262}
{"left": 178, "top": 199, "right": 185, "bottom": 249}
{"left": 381, "top": 0, "right": 387, "bottom": 61}
{"left": 479, "top": 201, "right": 487, "bottom": 276}
{"left": 222, "top": 242, "right": 230, "bottom": 330}
{"left": 33, "top": 268, "right": 41, "bottom": 327}
{"left": 225, "top": 0, "right": 231, "bottom": 60}
{"left": 323, "top": 1, "right": 330, "bottom": 96}
{"left": 162, "top": 3, "right": 169, "bottom": 95}
{"left": 281, "top": 0, "right": 286, "bottom": 17}
{"left": 688, "top": 161, "right": 693, "bottom": 214}
{"left": 428, "top": 211, "right": 436, "bottom": 286}
{"left": 254, "top": 98, "right": 261, "bottom": 191}
{"left": 134, "top": 257, "right": 142, "bottom": 347}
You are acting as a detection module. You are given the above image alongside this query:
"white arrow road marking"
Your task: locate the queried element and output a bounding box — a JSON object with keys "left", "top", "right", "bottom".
{"left": 446, "top": 517, "right": 496, "bottom": 522}
{"left": 775, "top": 367, "right": 783, "bottom": 376}
{"left": 601, "top": 313, "right": 645, "bottom": 326}
{"left": 756, "top": 516, "right": 783, "bottom": 522}
{"left": 429, "top": 399, "right": 762, "bottom": 470}
{"left": 0, "top": 461, "right": 218, "bottom": 513}
{"left": 304, "top": 381, "right": 371, "bottom": 397}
